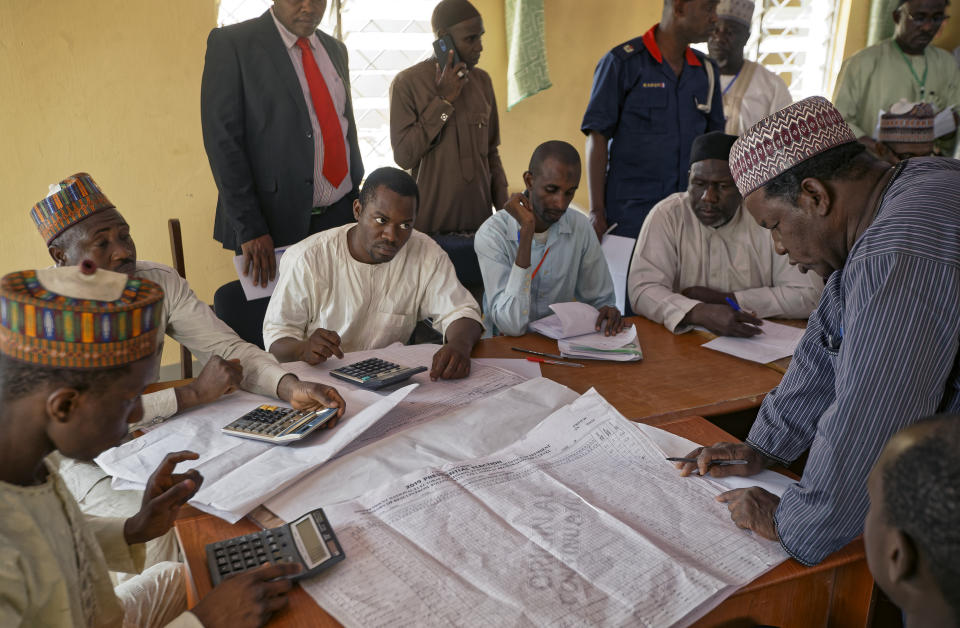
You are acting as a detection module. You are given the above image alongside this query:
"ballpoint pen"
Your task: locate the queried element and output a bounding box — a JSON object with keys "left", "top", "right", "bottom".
{"left": 511, "top": 346, "right": 566, "bottom": 360}
{"left": 526, "top": 356, "right": 584, "bottom": 368}
{"left": 725, "top": 297, "right": 761, "bottom": 327}
{"left": 665, "top": 457, "right": 749, "bottom": 466}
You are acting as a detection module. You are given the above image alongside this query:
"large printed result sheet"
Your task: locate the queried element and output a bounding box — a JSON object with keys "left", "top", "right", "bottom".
{"left": 305, "top": 389, "right": 787, "bottom": 627}
{"left": 98, "top": 344, "right": 525, "bottom": 523}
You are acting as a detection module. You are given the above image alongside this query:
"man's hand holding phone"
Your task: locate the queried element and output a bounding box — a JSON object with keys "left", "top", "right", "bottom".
{"left": 434, "top": 40, "right": 468, "bottom": 103}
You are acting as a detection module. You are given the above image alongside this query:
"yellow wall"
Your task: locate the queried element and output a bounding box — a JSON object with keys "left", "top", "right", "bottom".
{"left": 0, "top": 0, "right": 224, "bottom": 367}
{"left": 841, "top": 0, "right": 960, "bottom": 57}
{"left": 0, "top": 0, "right": 953, "bottom": 369}
{"left": 473, "top": 0, "right": 661, "bottom": 208}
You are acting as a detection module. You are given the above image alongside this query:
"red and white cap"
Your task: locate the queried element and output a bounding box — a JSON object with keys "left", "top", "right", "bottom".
{"left": 729, "top": 96, "right": 857, "bottom": 197}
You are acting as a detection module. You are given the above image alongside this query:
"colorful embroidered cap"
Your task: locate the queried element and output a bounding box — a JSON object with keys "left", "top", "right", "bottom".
{"left": 0, "top": 261, "right": 163, "bottom": 369}
{"left": 717, "top": 0, "right": 755, "bottom": 26}
{"left": 729, "top": 96, "right": 857, "bottom": 197}
{"left": 30, "top": 173, "right": 115, "bottom": 245}
{"left": 878, "top": 100, "right": 935, "bottom": 144}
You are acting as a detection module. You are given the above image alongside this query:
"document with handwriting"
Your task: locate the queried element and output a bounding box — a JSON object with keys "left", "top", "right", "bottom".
{"left": 304, "top": 389, "right": 786, "bottom": 627}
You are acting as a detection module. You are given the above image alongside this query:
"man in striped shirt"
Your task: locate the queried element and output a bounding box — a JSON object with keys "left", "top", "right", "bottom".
{"left": 676, "top": 97, "right": 960, "bottom": 566}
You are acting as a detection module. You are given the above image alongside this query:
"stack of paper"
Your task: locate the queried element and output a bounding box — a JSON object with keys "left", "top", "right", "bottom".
{"left": 558, "top": 325, "right": 642, "bottom": 361}
{"left": 530, "top": 302, "right": 642, "bottom": 361}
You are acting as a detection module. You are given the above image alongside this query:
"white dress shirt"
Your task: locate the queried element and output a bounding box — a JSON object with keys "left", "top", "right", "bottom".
{"left": 136, "top": 262, "right": 289, "bottom": 422}
{"left": 263, "top": 224, "right": 483, "bottom": 351}
{"left": 721, "top": 60, "right": 793, "bottom": 135}
{"left": 628, "top": 192, "right": 823, "bottom": 332}
{"left": 270, "top": 8, "right": 352, "bottom": 206}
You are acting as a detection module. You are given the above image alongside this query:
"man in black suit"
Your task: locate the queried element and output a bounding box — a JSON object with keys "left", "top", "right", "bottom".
{"left": 201, "top": 0, "right": 364, "bottom": 288}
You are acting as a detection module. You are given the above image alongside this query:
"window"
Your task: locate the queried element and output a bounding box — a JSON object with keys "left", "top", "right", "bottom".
{"left": 692, "top": 0, "right": 842, "bottom": 100}
{"left": 747, "top": 0, "right": 842, "bottom": 100}
{"left": 217, "top": 0, "right": 438, "bottom": 173}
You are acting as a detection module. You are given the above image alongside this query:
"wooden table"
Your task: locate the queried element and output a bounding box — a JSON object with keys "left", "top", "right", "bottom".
{"left": 473, "top": 316, "right": 787, "bottom": 423}
{"left": 175, "top": 415, "right": 873, "bottom": 628}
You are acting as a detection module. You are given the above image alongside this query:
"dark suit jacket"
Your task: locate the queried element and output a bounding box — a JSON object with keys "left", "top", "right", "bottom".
{"left": 201, "top": 11, "right": 364, "bottom": 250}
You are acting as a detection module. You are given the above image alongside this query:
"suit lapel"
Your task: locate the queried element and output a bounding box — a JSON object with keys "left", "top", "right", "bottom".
{"left": 316, "top": 31, "right": 348, "bottom": 83}
{"left": 253, "top": 11, "right": 310, "bottom": 119}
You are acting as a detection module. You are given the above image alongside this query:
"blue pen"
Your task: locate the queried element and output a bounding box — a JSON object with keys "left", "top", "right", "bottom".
{"left": 724, "top": 296, "right": 740, "bottom": 311}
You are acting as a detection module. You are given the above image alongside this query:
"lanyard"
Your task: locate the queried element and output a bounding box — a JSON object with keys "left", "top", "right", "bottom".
{"left": 895, "top": 41, "right": 928, "bottom": 97}
{"left": 722, "top": 66, "right": 743, "bottom": 95}
{"left": 532, "top": 247, "right": 551, "bottom": 279}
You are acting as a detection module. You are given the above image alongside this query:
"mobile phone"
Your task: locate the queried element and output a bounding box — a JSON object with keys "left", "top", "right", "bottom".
{"left": 433, "top": 34, "right": 462, "bottom": 68}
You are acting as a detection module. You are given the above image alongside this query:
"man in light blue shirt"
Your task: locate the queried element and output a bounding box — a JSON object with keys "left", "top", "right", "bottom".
{"left": 474, "top": 141, "right": 622, "bottom": 336}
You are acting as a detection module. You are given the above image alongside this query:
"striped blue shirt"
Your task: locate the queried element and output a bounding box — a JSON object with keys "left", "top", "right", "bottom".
{"left": 747, "top": 158, "right": 960, "bottom": 566}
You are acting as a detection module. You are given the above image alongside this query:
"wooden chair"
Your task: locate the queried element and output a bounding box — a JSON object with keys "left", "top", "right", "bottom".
{"left": 168, "top": 219, "right": 193, "bottom": 379}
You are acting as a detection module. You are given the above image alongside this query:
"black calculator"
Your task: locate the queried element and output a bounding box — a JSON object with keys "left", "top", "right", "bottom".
{"left": 205, "top": 508, "right": 344, "bottom": 586}
{"left": 221, "top": 404, "right": 338, "bottom": 444}
{"left": 329, "top": 358, "right": 427, "bottom": 390}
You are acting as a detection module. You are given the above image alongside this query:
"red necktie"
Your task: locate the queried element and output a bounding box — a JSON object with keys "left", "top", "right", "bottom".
{"left": 296, "top": 37, "right": 348, "bottom": 187}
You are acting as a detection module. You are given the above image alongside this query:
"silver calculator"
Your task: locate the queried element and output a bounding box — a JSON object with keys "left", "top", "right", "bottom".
{"left": 205, "top": 508, "right": 344, "bottom": 586}
{"left": 221, "top": 404, "right": 338, "bottom": 444}
{"left": 329, "top": 358, "right": 427, "bottom": 390}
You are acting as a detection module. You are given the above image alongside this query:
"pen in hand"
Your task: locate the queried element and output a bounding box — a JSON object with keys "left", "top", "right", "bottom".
{"left": 666, "top": 457, "right": 749, "bottom": 466}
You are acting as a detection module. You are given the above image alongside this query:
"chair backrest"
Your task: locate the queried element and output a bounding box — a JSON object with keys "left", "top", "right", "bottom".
{"left": 214, "top": 280, "right": 270, "bottom": 350}
{"left": 167, "top": 219, "right": 193, "bottom": 379}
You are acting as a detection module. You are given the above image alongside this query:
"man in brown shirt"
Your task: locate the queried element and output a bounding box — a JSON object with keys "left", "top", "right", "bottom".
{"left": 389, "top": 0, "right": 509, "bottom": 294}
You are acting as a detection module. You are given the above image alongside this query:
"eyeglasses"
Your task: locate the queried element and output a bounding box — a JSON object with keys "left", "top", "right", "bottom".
{"left": 900, "top": 7, "right": 950, "bottom": 26}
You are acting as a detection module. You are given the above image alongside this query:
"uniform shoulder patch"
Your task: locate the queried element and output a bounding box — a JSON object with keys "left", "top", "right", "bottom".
{"left": 611, "top": 36, "right": 645, "bottom": 60}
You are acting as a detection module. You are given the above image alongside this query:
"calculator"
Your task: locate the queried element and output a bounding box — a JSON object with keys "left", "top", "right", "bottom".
{"left": 221, "top": 404, "right": 338, "bottom": 444}
{"left": 329, "top": 358, "right": 427, "bottom": 390}
{"left": 205, "top": 508, "right": 344, "bottom": 586}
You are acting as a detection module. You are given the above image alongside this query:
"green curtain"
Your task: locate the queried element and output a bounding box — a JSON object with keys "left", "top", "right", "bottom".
{"left": 505, "top": 0, "right": 552, "bottom": 110}
{"left": 868, "top": 0, "right": 899, "bottom": 46}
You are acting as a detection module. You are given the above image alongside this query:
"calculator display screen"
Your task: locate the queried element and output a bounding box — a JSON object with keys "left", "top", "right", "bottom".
{"left": 294, "top": 517, "right": 331, "bottom": 567}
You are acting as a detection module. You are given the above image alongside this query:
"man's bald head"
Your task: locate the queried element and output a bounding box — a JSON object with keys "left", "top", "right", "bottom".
{"left": 528, "top": 140, "right": 581, "bottom": 177}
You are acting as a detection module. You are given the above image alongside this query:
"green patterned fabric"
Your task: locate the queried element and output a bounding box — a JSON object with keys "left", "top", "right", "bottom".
{"left": 505, "top": 0, "right": 551, "bottom": 110}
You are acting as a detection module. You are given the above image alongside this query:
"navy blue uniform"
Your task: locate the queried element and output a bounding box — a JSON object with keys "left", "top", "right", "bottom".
{"left": 582, "top": 26, "right": 724, "bottom": 238}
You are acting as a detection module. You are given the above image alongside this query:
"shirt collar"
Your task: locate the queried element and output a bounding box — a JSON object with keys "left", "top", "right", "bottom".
{"left": 642, "top": 24, "right": 703, "bottom": 67}
{"left": 270, "top": 7, "right": 320, "bottom": 51}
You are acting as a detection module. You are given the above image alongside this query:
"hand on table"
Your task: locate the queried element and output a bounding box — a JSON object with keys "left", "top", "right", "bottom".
{"left": 191, "top": 562, "right": 302, "bottom": 628}
{"left": 717, "top": 487, "right": 781, "bottom": 542}
{"left": 124, "top": 451, "right": 203, "bottom": 545}
{"left": 431, "top": 344, "right": 471, "bottom": 381}
{"left": 435, "top": 49, "right": 468, "bottom": 103}
{"left": 277, "top": 374, "right": 346, "bottom": 428}
{"left": 675, "top": 441, "right": 772, "bottom": 478}
{"left": 297, "top": 328, "right": 344, "bottom": 365}
{"left": 180, "top": 357, "right": 243, "bottom": 409}
{"left": 687, "top": 303, "right": 763, "bottom": 337}
{"left": 240, "top": 234, "right": 276, "bottom": 289}
{"left": 595, "top": 306, "right": 624, "bottom": 336}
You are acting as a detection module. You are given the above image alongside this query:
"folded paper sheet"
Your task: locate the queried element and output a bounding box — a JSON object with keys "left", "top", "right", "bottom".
{"left": 98, "top": 344, "right": 527, "bottom": 522}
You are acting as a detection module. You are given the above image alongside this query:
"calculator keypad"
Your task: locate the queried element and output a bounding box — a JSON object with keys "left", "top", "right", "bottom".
{"left": 205, "top": 508, "right": 345, "bottom": 587}
{"left": 330, "top": 358, "right": 427, "bottom": 390}
{"left": 335, "top": 358, "right": 403, "bottom": 381}
{"left": 221, "top": 404, "right": 336, "bottom": 443}
{"left": 208, "top": 528, "right": 294, "bottom": 582}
